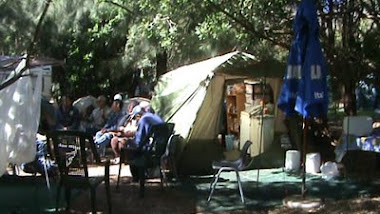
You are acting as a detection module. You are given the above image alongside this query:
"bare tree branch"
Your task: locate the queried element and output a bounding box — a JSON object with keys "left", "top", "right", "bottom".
{"left": 0, "top": 0, "right": 52, "bottom": 91}
{"left": 100, "top": 0, "right": 134, "bottom": 14}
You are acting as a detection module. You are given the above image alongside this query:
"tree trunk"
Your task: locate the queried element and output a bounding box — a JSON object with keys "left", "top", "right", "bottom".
{"left": 156, "top": 51, "right": 167, "bottom": 78}
{"left": 343, "top": 81, "right": 357, "bottom": 116}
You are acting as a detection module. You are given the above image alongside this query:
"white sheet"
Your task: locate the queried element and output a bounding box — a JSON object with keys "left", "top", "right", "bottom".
{"left": 0, "top": 70, "right": 42, "bottom": 176}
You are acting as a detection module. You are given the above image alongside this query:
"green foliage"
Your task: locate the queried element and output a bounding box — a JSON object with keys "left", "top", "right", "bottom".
{"left": 1, "top": 0, "right": 379, "bottom": 103}
{"left": 0, "top": 0, "right": 42, "bottom": 54}
{"left": 319, "top": 0, "right": 380, "bottom": 107}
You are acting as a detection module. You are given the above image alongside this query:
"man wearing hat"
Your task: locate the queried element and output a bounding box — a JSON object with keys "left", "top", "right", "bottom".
{"left": 127, "top": 103, "right": 164, "bottom": 181}
{"left": 113, "top": 93, "right": 123, "bottom": 101}
{"left": 109, "top": 100, "right": 139, "bottom": 164}
{"left": 94, "top": 94, "right": 125, "bottom": 155}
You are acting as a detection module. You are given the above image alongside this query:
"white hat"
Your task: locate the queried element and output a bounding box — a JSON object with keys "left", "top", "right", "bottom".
{"left": 139, "top": 101, "right": 150, "bottom": 110}
{"left": 131, "top": 105, "right": 143, "bottom": 118}
{"left": 113, "top": 94, "right": 122, "bottom": 101}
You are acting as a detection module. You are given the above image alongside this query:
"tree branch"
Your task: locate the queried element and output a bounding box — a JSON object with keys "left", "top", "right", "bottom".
{"left": 0, "top": 0, "right": 52, "bottom": 91}
{"left": 100, "top": 0, "right": 134, "bottom": 14}
{"left": 204, "top": 0, "right": 290, "bottom": 49}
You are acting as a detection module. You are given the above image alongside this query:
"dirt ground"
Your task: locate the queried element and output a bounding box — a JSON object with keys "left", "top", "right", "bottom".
{"left": 68, "top": 164, "right": 197, "bottom": 214}
{"left": 66, "top": 164, "right": 380, "bottom": 214}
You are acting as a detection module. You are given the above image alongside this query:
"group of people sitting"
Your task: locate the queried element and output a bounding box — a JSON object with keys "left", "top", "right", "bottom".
{"left": 32, "top": 93, "right": 165, "bottom": 181}
{"left": 91, "top": 95, "right": 164, "bottom": 165}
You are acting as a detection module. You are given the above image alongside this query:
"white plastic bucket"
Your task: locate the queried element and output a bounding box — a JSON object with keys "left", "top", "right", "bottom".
{"left": 285, "top": 150, "right": 301, "bottom": 172}
{"left": 306, "top": 153, "right": 321, "bottom": 174}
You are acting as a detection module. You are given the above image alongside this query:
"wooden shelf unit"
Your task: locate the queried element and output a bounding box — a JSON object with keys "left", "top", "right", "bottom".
{"left": 226, "top": 93, "right": 246, "bottom": 135}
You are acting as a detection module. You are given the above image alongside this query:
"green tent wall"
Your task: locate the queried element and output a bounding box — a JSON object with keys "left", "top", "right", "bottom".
{"left": 151, "top": 51, "right": 285, "bottom": 174}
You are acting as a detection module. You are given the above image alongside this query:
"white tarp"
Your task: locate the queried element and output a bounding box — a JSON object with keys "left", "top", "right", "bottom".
{"left": 0, "top": 69, "right": 42, "bottom": 176}
{"left": 1, "top": 66, "right": 52, "bottom": 100}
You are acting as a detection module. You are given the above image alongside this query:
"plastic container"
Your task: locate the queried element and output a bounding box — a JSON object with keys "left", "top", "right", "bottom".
{"left": 320, "top": 161, "right": 339, "bottom": 180}
{"left": 225, "top": 135, "right": 235, "bottom": 151}
{"left": 306, "top": 153, "right": 321, "bottom": 174}
{"left": 285, "top": 150, "right": 301, "bottom": 172}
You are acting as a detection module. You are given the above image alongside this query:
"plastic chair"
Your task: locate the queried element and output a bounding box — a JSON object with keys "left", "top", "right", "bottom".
{"left": 207, "top": 140, "right": 253, "bottom": 204}
{"left": 46, "top": 130, "right": 112, "bottom": 214}
{"left": 116, "top": 123, "right": 173, "bottom": 196}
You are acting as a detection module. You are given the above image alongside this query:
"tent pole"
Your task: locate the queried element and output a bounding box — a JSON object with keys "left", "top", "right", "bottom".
{"left": 256, "top": 77, "right": 266, "bottom": 188}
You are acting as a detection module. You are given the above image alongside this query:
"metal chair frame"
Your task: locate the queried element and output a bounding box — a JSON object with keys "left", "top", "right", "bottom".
{"left": 47, "top": 130, "right": 112, "bottom": 214}
{"left": 116, "top": 123, "right": 174, "bottom": 197}
{"left": 207, "top": 140, "right": 253, "bottom": 204}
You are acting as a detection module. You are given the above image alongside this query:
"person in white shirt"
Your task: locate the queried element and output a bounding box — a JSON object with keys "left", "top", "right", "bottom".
{"left": 109, "top": 100, "right": 139, "bottom": 164}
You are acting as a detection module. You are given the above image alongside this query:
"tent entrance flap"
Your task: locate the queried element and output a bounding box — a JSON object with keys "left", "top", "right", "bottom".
{"left": 188, "top": 75, "right": 225, "bottom": 141}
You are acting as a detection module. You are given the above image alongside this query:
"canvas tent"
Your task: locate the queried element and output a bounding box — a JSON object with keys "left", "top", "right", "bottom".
{"left": 151, "top": 51, "right": 285, "bottom": 174}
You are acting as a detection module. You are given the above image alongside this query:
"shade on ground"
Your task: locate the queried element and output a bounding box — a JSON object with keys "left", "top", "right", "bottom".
{"left": 0, "top": 164, "right": 126, "bottom": 214}
{"left": 0, "top": 175, "right": 73, "bottom": 213}
{"left": 188, "top": 168, "right": 380, "bottom": 213}
{"left": 1, "top": 161, "right": 378, "bottom": 213}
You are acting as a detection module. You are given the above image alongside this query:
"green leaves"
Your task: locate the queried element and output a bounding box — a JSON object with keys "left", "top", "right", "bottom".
{"left": 1, "top": 0, "right": 379, "bottom": 102}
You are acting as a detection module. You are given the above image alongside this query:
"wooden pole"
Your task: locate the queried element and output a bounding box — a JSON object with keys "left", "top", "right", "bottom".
{"left": 301, "top": 117, "right": 307, "bottom": 198}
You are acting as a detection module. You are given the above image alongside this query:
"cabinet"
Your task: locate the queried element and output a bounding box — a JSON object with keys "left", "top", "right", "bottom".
{"left": 240, "top": 111, "right": 274, "bottom": 157}
{"left": 245, "top": 81, "right": 273, "bottom": 108}
{"left": 226, "top": 93, "right": 246, "bottom": 135}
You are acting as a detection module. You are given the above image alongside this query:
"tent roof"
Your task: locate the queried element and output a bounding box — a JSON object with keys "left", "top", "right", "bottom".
{"left": 214, "top": 52, "right": 285, "bottom": 78}
{"left": 0, "top": 55, "right": 63, "bottom": 72}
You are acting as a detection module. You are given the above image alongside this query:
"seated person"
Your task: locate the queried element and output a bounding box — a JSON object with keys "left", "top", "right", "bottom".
{"left": 86, "top": 95, "right": 111, "bottom": 135}
{"left": 21, "top": 133, "right": 57, "bottom": 175}
{"left": 22, "top": 104, "right": 59, "bottom": 175}
{"left": 56, "top": 95, "right": 80, "bottom": 130}
{"left": 39, "top": 96, "right": 58, "bottom": 134}
{"left": 79, "top": 104, "right": 95, "bottom": 132}
{"left": 94, "top": 97, "right": 125, "bottom": 155}
{"left": 125, "top": 104, "right": 164, "bottom": 182}
{"left": 110, "top": 101, "right": 139, "bottom": 164}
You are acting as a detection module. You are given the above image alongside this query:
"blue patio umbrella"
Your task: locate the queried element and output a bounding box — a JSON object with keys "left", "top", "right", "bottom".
{"left": 278, "top": 0, "right": 328, "bottom": 118}
{"left": 294, "top": 0, "right": 329, "bottom": 118}
{"left": 277, "top": 0, "right": 309, "bottom": 116}
{"left": 278, "top": 0, "right": 329, "bottom": 197}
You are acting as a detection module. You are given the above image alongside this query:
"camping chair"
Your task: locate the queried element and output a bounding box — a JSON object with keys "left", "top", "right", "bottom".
{"left": 116, "top": 122, "right": 173, "bottom": 197}
{"left": 207, "top": 140, "right": 253, "bottom": 204}
{"left": 46, "top": 130, "right": 112, "bottom": 214}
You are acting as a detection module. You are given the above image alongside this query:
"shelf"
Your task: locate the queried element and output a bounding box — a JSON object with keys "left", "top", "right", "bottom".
{"left": 226, "top": 84, "right": 246, "bottom": 137}
{"left": 228, "top": 129, "right": 239, "bottom": 134}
